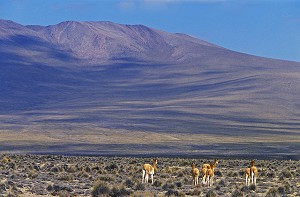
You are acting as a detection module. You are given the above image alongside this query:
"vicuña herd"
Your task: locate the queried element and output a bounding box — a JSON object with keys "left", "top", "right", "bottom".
{"left": 142, "top": 159, "right": 259, "bottom": 187}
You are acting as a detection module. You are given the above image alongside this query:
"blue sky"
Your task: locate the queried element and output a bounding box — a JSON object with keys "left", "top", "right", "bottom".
{"left": 1, "top": 0, "right": 300, "bottom": 62}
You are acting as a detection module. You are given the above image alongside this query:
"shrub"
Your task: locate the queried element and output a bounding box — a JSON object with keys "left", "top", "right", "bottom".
{"left": 46, "top": 184, "right": 53, "bottom": 191}
{"left": 279, "top": 169, "right": 293, "bottom": 180}
{"left": 67, "top": 165, "right": 77, "bottom": 173}
{"left": 238, "top": 170, "right": 245, "bottom": 177}
{"left": 165, "top": 189, "right": 179, "bottom": 196}
{"left": 50, "top": 166, "right": 60, "bottom": 173}
{"left": 215, "top": 170, "right": 223, "bottom": 177}
{"left": 98, "top": 175, "right": 115, "bottom": 182}
{"left": 92, "top": 166, "right": 100, "bottom": 171}
{"left": 31, "top": 185, "right": 48, "bottom": 196}
{"left": 6, "top": 192, "right": 15, "bottom": 197}
{"left": 190, "top": 188, "right": 202, "bottom": 196}
{"left": 85, "top": 166, "right": 91, "bottom": 173}
{"left": 8, "top": 162, "right": 16, "bottom": 170}
{"left": 183, "top": 177, "right": 190, "bottom": 184}
{"left": 249, "top": 184, "right": 256, "bottom": 191}
{"left": 0, "top": 182, "right": 7, "bottom": 193}
{"left": 125, "top": 179, "right": 134, "bottom": 188}
{"left": 135, "top": 183, "right": 145, "bottom": 191}
{"left": 241, "top": 186, "right": 250, "bottom": 193}
{"left": 28, "top": 170, "right": 38, "bottom": 179}
{"left": 58, "top": 173, "right": 74, "bottom": 181}
{"left": 246, "top": 193, "right": 258, "bottom": 197}
{"left": 162, "top": 183, "right": 176, "bottom": 190}
{"left": 153, "top": 180, "right": 162, "bottom": 187}
{"left": 265, "top": 188, "right": 280, "bottom": 197}
{"left": 92, "top": 181, "right": 110, "bottom": 197}
{"left": 267, "top": 171, "right": 276, "bottom": 178}
{"left": 227, "top": 171, "right": 238, "bottom": 177}
{"left": 77, "top": 171, "right": 90, "bottom": 178}
{"left": 160, "top": 173, "right": 170, "bottom": 179}
{"left": 166, "top": 166, "right": 181, "bottom": 174}
{"left": 2, "top": 156, "right": 11, "bottom": 163}
{"left": 177, "top": 172, "right": 184, "bottom": 177}
{"left": 206, "top": 189, "right": 217, "bottom": 197}
{"left": 52, "top": 184, "right": 61, "bottom": 192}
{"left": 175, "top": 181, "right": 182, "bottom": 188}
{"left": 218, "top": 179, "right": 226, "bottom": 187}
{"left": 56, "top": 190, "right": 69, "bottom": 197}
{"left": 130, "top": 191, "right": 155, "bottom": 197}
{"left": 278, "top": 181, "right": 292, "bottom": 195}
{"left": 110, "top": 185, "right": 130, "bottom": 197}
{"left": 232, "top": 189, "right": 243, "bottom": 197}
{"left": 105, "top": 163, "right": 119, "bottom": 172}
{"left": 260, "top": 169, "right": 266, "bottom": 177}
{"left": 33, "top": 164, "right": 40, "bottom": 171}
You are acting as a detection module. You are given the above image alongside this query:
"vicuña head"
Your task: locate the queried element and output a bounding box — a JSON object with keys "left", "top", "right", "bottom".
{"left": 202, "top": 159, "right": 219, "bottom": 169}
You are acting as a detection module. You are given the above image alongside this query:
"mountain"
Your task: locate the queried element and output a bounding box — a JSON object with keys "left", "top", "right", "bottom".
{"left": 0, "top": 19, "right": 299, "bottom": 159}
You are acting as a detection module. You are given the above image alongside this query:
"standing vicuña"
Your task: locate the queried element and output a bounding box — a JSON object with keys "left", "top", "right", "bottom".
{"left": 245, "top": 160, "right": 258, "bottom": 185}
{"left": 245, "top": 167, "right": 251, "bottom": 186}
{"left": 142, "top": 159, "right": 158, "bottom": 184}
{"left": 201, "top": 159, "right": 218, "bottom": 185}
{"left": 205, "top": 163, "right": 216, "bottom": 187}
{"left": 250, "top": 160, "right": 258, "bottom": 185}
{"left": 191, "top": 163, "right": 200, "bottom": 186}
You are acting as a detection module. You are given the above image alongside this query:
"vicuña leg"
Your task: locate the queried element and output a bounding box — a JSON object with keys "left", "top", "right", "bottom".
{"left": 151, "top": 174, "right": 154, "bottom": 184}
{"left": 251, "top": 171, "right": 257, "bottom": 185}
{"left": 142, "top": 170, "right": 145, "bottom": 183}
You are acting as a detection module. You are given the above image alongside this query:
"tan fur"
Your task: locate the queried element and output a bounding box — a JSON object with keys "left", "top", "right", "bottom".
{"left": 250, "top": 160, "right": 258, "bottom": 185}
{"left": 143, "top": 164, "right": 154, "bottom": 173}
{"left": 142, "top": 159, "right": 157, "bottom": 184}
{"left": 202, "top": 159, "right": 218, "bottom": 169}
{"left": 202, "top": 163, "right": 211, "bottom": 169}
{"left": 191, "top": 163, "right": 200, "bottom": 186}
{"left": 245, "top": 167, "right": 251, "bottom": 186}
{"left": 205, "top": 163, "right": 215, "bottom": 187}
{"left": 201, "top": 167, "right": 208, "bottom": 184}
{"left": 201, "top": 159, "right": 218, "bottom": 185}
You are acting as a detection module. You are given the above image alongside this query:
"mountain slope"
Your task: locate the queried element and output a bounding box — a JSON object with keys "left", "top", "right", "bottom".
{"left": 0, "top": 19, "right": 299, "bottom": 158}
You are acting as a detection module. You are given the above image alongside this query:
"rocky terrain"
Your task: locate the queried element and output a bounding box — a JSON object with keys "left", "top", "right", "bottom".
{"left": 0, "top": 154, "right": 299, "bottom": 197}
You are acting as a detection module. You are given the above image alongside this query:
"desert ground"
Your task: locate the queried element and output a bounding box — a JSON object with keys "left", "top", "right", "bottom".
{"left": 0, "top": 154, "right": 299, "bottom": 197}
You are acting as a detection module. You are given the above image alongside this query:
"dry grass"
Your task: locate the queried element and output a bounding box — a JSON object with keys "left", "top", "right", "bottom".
{"left": 1, "top": 125, "right": 299, "bottom": 145}
{"left": 0, "top": 126, "right": 299, "bottom": 160}
{"left": 0, "top": 155, "right": 299, "bottom": 196}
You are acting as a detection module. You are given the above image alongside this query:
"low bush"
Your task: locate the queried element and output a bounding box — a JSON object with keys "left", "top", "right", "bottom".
{"left": 135, "top": 183, "right": 145, "bottom": 191}
{"left": 265, "top": 187, "right": 280, "bottom": 197}
{"left": 279, "top": 169, "right": 293, "bottom": 180}
{"left": 92, "top": 181, "right": 110, "bottom": 197}
{"left": 206, "top": 189, "right": 217, "bottom": 197}
{"left": 232, "top": 189, "right": 243, "bottom": 197}
{"left": 165, "top": 189, "right": 179, "bottom": 196}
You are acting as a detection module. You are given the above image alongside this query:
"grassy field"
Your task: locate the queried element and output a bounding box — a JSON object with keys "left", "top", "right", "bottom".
{"left": 0, "top": 154, "right": 299, "bottom": 196}
{"left": 0, "top": 123, "right": 299, "bottom": 160}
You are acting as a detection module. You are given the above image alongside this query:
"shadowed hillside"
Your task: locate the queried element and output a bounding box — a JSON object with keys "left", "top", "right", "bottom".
{"left": 0, "top": 19, "right": 299, "bottom": 158}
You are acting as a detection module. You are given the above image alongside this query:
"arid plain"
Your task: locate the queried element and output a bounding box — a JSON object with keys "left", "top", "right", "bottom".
{"left": 0, "top": 155, "right": 299, "bottom": 196}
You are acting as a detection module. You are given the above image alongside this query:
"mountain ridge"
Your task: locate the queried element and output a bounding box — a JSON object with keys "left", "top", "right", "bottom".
{"left": 0, "top": 19, "right": 299, "bottom": 157}
{"left": 3, "top": 19, "right": 299, "bottom": 66}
